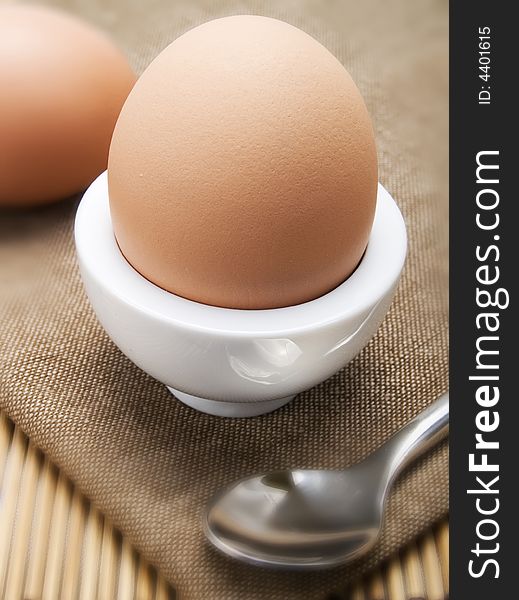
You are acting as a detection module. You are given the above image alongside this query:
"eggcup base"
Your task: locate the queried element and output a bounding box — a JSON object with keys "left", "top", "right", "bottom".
{"left": 168, "top": 388, "right": 295, "bottom": 417}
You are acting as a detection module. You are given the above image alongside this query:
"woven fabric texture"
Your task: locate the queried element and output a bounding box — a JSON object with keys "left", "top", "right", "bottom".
{"left": 0, "top": 0, "right": 448, "bottom": 598}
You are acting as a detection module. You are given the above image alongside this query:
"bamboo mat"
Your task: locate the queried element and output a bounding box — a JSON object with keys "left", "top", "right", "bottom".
{"left": 0, "top": 411, "right": 175, "bottom": 600}
{"left": 0, "top": 410, "right": 448, "bottom": 600}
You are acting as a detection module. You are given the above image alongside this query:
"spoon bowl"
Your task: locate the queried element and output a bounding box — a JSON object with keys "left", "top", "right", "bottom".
{"left": 204, "top": 468, "right": 385, "bottom": 567}
{"left": 204, "top": 392, "right": 449, "bottom": 568}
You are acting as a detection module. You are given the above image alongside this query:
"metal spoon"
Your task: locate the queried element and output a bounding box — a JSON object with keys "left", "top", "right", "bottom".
{"left": 204, "top": 391, "right": 449, "bottom": 569}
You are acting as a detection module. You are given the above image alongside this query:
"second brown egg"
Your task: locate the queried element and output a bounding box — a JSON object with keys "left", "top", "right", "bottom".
{"left": 0, "top": 5, "right": 136, "bottom": 207}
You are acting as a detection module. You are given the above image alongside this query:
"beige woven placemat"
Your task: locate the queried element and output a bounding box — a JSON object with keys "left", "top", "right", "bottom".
{"left": 0, "top": 0, "right": 448, "bottom": 598}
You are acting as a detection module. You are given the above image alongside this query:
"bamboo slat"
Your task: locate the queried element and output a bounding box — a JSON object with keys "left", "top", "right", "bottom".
{"left": 345, "top": 520, "right": 449, "bottom": 600}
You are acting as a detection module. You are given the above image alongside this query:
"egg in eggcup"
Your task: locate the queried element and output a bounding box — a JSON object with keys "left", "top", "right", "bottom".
{"left": 74, "top": 17, "right": 407, "bottom": 416}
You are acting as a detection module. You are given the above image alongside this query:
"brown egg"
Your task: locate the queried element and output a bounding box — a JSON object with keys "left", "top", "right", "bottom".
{"left": 109, "top": 16, "right": 377, "bottom": 309}
{"left": 0, "top": 5, "right": 136, "bottom": 207}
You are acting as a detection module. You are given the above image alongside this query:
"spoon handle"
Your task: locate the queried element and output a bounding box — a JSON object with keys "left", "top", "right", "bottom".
{"left": 372, "top": 391, "right": 449, "bottom": 485}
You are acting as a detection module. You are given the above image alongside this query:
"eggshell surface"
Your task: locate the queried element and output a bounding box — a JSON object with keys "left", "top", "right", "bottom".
{"left": 0, "top": 5, "right": 136, "bottom": 207}
{"left": 108, "top": 16, "right": 377, "bottom": 309}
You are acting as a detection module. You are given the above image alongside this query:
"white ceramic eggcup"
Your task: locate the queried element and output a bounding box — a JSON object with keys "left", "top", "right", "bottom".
{"left": 75, "top": 172, "right": 407, "bottom": 417}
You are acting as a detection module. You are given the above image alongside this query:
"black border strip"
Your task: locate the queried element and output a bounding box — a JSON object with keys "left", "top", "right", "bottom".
{"left": 450, "top": 1, "right": 514, "bottom": 597}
